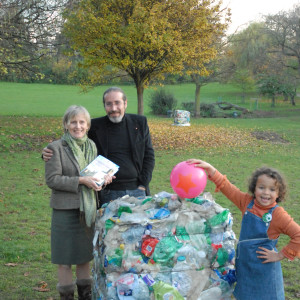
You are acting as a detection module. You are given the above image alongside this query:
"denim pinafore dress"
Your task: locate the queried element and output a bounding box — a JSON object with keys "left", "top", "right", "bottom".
{"left": 233, "top": 200, "right": 285, "bottom": 300}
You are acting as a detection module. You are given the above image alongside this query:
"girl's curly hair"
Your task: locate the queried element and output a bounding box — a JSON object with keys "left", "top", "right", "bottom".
{"left": 248, "top": 166, "right": 287, "bottom": 203}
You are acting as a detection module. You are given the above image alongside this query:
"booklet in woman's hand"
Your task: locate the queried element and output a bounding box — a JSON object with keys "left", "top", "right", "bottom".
{"left": 80, "top": 155, "right": 119, "bottom": 186}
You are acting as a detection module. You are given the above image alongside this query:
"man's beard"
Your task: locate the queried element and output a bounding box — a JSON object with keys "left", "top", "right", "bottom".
{"left": 108, "top": 114, "right": 123, "bottom": 123}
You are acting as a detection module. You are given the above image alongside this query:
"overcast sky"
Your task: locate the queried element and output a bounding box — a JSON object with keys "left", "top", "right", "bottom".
{"left": 224, "top": 0, "right": 300, "bottom": 34}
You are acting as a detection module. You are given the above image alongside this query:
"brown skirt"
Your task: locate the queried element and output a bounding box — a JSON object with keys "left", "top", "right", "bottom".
{"left": 51, "top": 209, "right": 94, "bottom": 265}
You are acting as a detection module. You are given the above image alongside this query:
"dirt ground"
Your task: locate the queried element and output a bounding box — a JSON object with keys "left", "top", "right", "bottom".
{"left": 251, "top": 130, "right": 289, "bottom": 144}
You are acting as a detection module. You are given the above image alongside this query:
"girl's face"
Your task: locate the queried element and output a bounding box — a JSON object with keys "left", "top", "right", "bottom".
{"left": 66, "top": 114, "right": 89, "bottom": 139}
{"left": 254, "top": 174, "right": 279, "bottom": 207}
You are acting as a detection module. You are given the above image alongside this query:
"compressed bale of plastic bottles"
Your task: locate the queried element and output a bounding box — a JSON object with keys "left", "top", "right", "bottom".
{"left": 173, "top": 110, "right": 190, "bottom": 126}
{"left": 92, "top": 191, "right": 237, "bottom": 300}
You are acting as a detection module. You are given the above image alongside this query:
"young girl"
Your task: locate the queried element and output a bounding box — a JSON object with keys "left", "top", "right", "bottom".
{"left": 187, "top": 159, "right": 300, "bottom": 300}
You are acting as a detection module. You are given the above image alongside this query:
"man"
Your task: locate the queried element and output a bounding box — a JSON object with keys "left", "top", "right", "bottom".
{"left": 43, "top": 87, "right": 155, "bottom": 206}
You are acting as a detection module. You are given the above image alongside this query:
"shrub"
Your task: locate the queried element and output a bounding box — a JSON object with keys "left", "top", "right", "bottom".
{"left": 200, "top": 103, "right": 217, "bottom": 117}
{"left": 181, "top": 102, "right": 194, "bottom": 113}
{"left": 149, "top": 89, "right": 177, "bottom": 115}
{"left": 181, "top": 102, "right": 217, "bottom": 117}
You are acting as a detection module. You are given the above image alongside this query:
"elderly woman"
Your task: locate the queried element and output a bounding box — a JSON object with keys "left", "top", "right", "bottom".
{"left": 45, "top": 105, "right": 112, "bottom": 300}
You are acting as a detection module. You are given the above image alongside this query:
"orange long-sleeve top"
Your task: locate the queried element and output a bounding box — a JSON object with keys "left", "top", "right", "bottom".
{"left": 209, "top": 170, "right": 300, "bottom": 261}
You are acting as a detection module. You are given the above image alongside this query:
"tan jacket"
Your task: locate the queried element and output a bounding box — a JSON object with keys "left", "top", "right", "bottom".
{"left": 45, "top": 139, "right": 81, "bottom": 210}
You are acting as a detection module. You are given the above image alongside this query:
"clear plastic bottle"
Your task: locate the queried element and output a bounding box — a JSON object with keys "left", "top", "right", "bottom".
{"left": 175, "top": 244, "right": 208, "bottom": 269}
{"left": 185, "top": 218, "right": 206, "bottom": 235}
{"left": 171, "top": 256, "right": 192, "bottom": 297}
{"left": 106, "top": 282, "right": 118, "bottom": 300}
{"left": 198, "top": 286, "right": 222, "bottom": 300}
{"left": 119, "top": 212, "right": 148, "bottom": 224}
{"left": 132, "top": 277, "right": 150, "bottom": 300}
{"left": 121, "top": 225, "right": 145, "bottom": 244}
{"left": 189, "top": 233, "right": 210, "bottom": 252}
{"left": 116, "top": 273, "right": 138, "bottom": 300}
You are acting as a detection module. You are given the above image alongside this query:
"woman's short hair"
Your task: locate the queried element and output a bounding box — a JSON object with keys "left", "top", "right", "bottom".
{"left": 62, "top": 105, "right": 91, "bottom": 132}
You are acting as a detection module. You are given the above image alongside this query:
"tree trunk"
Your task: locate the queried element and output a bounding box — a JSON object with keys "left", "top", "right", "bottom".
{"left": 291, "top": 95, "right": 296, "bottom": 106}
{"left": 136, "top": 84, "right": 144, "bottom": 115}
{"left": 241, "top": 93, "right": 245, "bottom": 104}
{"left": 271, "top": 95, "right": 275, "bottom": 107}
{"left": 194, "top": 83, "right": 201, "bottom": 118}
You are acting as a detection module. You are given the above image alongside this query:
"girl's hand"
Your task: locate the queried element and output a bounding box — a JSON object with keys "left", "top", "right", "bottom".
{"left": 79, "top": 176, "right": 103, "bottom": 191}
{"left": 256, "top": 247, "right": 285, "bottom": 263}
{"left": 186, "top": 159, "right": 216, "bottom": 177}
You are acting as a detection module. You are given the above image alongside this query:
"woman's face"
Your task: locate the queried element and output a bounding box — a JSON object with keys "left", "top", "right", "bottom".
{"left": 66, "top": 114, "right": 89, "bottom": 139}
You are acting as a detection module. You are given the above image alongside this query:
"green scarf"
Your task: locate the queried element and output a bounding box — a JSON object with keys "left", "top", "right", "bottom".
{"left": 62, "top": 132, "right": 97, "bottom": 227}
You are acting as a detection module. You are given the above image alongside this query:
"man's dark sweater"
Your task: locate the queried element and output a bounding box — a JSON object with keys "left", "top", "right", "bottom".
{"left": 106, "top": 118, "right": 138, "bottom": 190}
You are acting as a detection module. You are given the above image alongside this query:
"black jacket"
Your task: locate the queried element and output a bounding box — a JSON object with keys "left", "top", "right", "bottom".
{"left": 88, "top": 114, "right": 155, "bottom": 196}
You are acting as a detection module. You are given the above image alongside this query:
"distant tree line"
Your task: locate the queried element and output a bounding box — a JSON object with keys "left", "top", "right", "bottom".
{"left": 1, "top": 0, "right": 299, "bottom": 114}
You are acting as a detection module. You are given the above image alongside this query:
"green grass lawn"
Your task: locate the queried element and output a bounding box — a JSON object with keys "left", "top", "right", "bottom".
{"left": 0, "top": 82, "right": 300, "bottom": 299}
{"left": 1, "top": 81, "right": 299, "bottom": 117}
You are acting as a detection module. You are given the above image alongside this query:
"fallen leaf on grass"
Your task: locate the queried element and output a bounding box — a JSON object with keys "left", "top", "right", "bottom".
{"left": 5, "top": 263, "right": 18, "bottom": 267}
{"left": 24, "top": 272, "right": 30, "bottom": 277}
{"left": 33, "top": 281, "right": 50, "bottom": 292}
{"left": 32, "top": 287, "right": 50, "bottom": 292}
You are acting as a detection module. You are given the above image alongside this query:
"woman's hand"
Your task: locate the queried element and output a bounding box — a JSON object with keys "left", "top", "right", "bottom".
{"left": 79, "top": 176, "right": 103, "bottom": 191}
{"left": 186, "top": 159, "right": 216, "bottom": 177}
{"left": 256, "top": 247, "right": 285, "bottom": 263}
{"left": 103, "top": 174, "right": 115, "bottom": 186}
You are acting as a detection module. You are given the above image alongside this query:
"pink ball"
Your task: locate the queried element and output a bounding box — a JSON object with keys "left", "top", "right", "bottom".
{"left": 170, "top": 161, "right": 207, "bottom": 198}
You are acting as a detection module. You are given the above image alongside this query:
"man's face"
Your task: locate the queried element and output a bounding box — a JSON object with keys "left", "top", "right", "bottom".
{"left": 104, "top": 91, "right": 127, "bottom": 123}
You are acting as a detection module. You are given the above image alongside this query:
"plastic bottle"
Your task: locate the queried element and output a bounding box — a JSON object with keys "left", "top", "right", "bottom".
{"left": 106, "top": 282, "right": 118, "bottom": 300}
{"left": 154, "top": 272, "right": 172, "bottom": 286}
{"left": 208, "top": 210, "right": 231, "bottom": 233}
{"left": 132, "top": 277, "right": 150, "bottom": 300}
{"left": 167, "top": 197, "right": 182, "bottom": 211}
{"left": 105, "top": 219, "right": 115, "bottom": 231}
{"left": 189, "top": 233, "right": 210, "bottom": 252}
{"left": 209, "top": 232, "right": 224, "bottom": 244}
{"left": 185, "top": 218, "right": 206, "bottom": 235}
{"left": 149, "top": 226, "right": 169, "bottom": 240}
{"left": 121, "top": 225, "right": 145, "bottom": 244}
{"left": 141, "top": 237, "right": 159, "bottom": 257}
{"left": 175, "top": 244, "right": 208, "bottom": 269}
{"left": 175, "top": 226, "right": 190, "bottom": 242}
{"left": 119, "top": 212, "right": 148, "bottom": 224}
{"left": 147, "top": 208, "right": 171, "bottom": 219}
{"left": 116, "top": 273, "right": 138, "bottom": 300}
{"left": 219, "top": 280, "right": 234, "bottom": 299}
{"left": 153, "top": 235, "right": 183, "bottom": 266}
{"left": 153, "top": 281, "right": 184, "bottom": 300}
{"left": 122, "top": 247, "right": 144, "bottom": 272}
{"left": 198, "top": 286, "right": 222, "bottom": 300}
{"left": 186, "top": 195, "right": 206, "bottom": 205}
{"left": 105, "top": 246, "right": 124, "bottom": 272}
{"left": 171, "top": 256, "right": 192, "bottom": 297}
{"left": 222, "top": 240, "right": 236, "bottom": 264}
